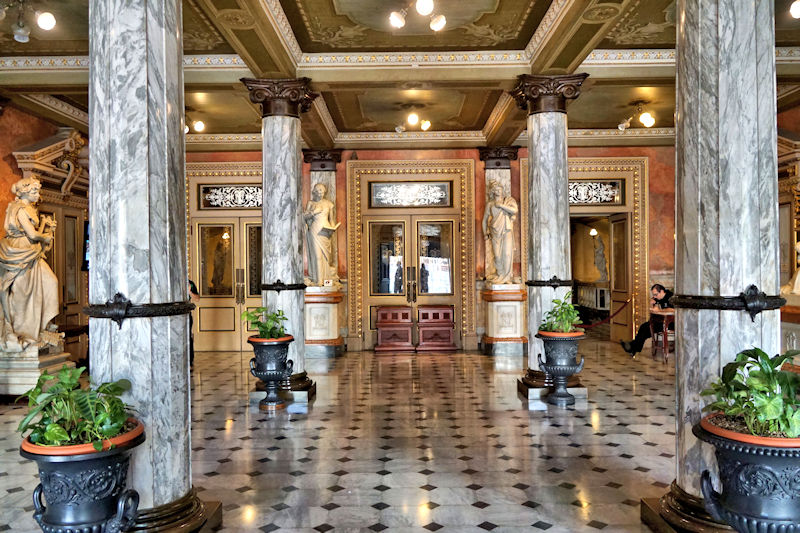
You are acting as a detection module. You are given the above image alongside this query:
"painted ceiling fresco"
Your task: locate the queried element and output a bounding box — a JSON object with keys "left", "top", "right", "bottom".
{"left": 279, "top": 0, "right": 552, "bottom": 52}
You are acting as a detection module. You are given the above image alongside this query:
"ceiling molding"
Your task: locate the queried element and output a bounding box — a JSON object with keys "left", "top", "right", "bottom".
{"left": 260, "top": 0, "right": 303, "bottom": 66}
{"left": 18, "top": 94, "right": 88, "bottom": 126}
{"left": 523, "top": 0, "right": 574, "bottom": 61}
{"left": 517, "top": 127, "right": 676, "bottom": 146}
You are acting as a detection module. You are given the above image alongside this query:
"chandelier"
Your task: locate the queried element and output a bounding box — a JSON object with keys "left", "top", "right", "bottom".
{"left": 0, "top": 0, "right": 56, "bottom": 43}
{"left": 389, "top": 0, "right": 446, "bottom": 31}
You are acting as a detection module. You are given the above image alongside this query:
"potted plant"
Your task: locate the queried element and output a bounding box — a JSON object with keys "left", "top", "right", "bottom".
{"left": 17, "top": 365, "right": 144, "bottom": 533}
{"left": 536, "top": 291, "right": 585, "bottom": 406}
{"left": 694, "top": 347, "right": 800, "bottom": 532}
{"left": 241, "top": 307, "right": 294, "bottom": 411}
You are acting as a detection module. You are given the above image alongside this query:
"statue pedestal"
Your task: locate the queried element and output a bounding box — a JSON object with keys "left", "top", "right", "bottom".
{"left": 481, "top": 284, "right": 527, "bottom": 356}
{"left": 0, "top": 344, "right": 74, "bottom": 395}
{"left": 304, "top": 287, "right": 344, "bottom": 358}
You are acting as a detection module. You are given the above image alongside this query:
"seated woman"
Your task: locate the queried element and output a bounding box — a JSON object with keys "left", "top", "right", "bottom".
{"left": 620, "top": 283, "right": 674, "bottom": 356}
{"left": 0, "top": 176, "right": 58, "bottom": 350}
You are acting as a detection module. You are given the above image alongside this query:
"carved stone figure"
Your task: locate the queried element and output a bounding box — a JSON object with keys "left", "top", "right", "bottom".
{"left": 0, "top": 176, "right": 59, "bottom": 350}
{"left": 781, "top": 242, "right": 800, "bottom": 296}
{"left": 482, "top": 181, "right": 518, "bottom": 284}
{"left": 594, "top": 235, "right": 609, "bottom": 282}
{"left": 304, "top": 183, "right": 340, "bottom": 286}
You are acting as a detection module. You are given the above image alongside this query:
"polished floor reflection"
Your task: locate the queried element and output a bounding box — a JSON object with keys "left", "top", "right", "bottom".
{"left": 0, "top": 339, "right": 675, "bottom": 532}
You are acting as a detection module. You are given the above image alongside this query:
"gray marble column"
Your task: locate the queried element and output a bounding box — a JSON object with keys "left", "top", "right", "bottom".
{"left": 644, "top": 0, "right": 781, "bottom": 529}
{"left": 509, "top": 75, "right": 587, "bottom": 392}
{"left": 242, "top": 78, "right": 319, "bottom": 396}
{"left": 88, "top": 0, "right": 209, "bottom": 527}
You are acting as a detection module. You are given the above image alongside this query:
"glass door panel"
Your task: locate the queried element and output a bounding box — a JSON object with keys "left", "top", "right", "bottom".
{"left": 199, "top": 224, "right": 234, "bottom": 297}
{"left": 369, "top": 221, "right": 406, "bottom": 296}
{"left": 417, "top": 221, "right": 453, "bottom": 295}
{"left": 241, "top": 220, "right": 263, "bottom": 347}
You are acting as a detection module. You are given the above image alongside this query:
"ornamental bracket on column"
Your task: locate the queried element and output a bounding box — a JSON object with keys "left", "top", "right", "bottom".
{"left": 671, "top": 285, "right": 785, "bottom": 322}
{"left": 478, "top": 146, "right": 520, "bottom": 169}
{"left": 303, "top": 149, "right": 343, "bottom": 171}
{"left": 509, "top": 73, "right": 589, "bottom": 115}
{"left": 240, "top": 77, "right": 319, "bottom": 118}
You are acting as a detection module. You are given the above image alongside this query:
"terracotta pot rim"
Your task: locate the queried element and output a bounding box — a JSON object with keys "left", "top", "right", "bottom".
{"left": 537, "top": 330, "right": 585, "bottom": 338}
{"left": 700, "top": 413, "right": 800, "bottom": 448}
{"left": 21, "top": 418, "right": 143, "bottom": 456}
{"left": 248, "top": 335, "right": 294, "bottom": 344}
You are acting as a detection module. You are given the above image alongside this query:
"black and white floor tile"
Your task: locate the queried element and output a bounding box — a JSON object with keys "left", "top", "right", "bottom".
{"left": 0, "top": 337, "right": 675, "bottom": 532}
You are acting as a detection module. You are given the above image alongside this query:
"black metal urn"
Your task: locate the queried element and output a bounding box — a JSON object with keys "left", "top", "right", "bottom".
{"left": 19, "top": 420, "right": 145, "bottom": 533}
{"left": 536, "top": 331, "right": 585, "bottom": 406}
{"left": 248, "top": 335, "right": 294, "bottom": 411}
{"left": 693, "top": 419, "right": 800, "bottom": 533}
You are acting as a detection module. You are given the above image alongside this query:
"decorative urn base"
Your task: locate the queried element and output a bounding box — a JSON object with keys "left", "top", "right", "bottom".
{"left": 19, "top": 420, "right": 145, "bottom": 533}
{"left": 248, "top": 336, "right": 294, "bottom": 411}
{"left": 536, "top": 331, "right": 585, "bottom": 406}
{"left": 693, "top": 418, "right": 800, "bottom": 533}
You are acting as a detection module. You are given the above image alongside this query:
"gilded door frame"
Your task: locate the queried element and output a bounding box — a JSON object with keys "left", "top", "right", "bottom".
{"left": 520, "top": 156, "right": 649, "bottom": 336}
{"left": 346, "top": 160, "right": 477, "bottom": 350}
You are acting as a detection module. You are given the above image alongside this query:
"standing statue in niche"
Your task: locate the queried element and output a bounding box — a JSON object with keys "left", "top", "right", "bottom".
{"left": 594, "top": 235, "right": 609, "bottom": 282}
{"left": 0, "top": 176, "right": 59, "bottom": 351}
{"left": 781, "top": 242, "right": 800, "bottom": 296}
{"left": 304, "top": 183, "right": 340, "bottom": 287}
{"left": 482, "top": 181, "right": 518, "bottom": 284}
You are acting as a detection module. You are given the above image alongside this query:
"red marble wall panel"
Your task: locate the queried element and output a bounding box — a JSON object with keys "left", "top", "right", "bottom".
{"left": 0, "top": 106, "right": 59, "bottom": 236}
{"left": 778, "top": 106, "right": 800, "bottom": 137}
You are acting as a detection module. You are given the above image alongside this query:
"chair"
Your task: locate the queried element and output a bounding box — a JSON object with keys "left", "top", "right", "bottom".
{"left": 650, "top": 313, "right": 674, "bottom": 359}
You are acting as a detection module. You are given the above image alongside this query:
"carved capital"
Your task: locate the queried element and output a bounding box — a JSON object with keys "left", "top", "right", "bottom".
{"left": 478, "top": 146, "right": 520, "bottom": 169}
{"left": 240, "top": 77, "right": 319, "bottom": 118}
{"left": 509, "top": 73, "right": 589, "bottom": 115}
{"left": 303, "top": 149, "right": 343, "bottom": 171}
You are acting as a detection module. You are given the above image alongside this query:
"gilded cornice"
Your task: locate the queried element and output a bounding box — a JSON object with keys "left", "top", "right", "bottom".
{"left": 185, "top": 161, "right": 262, "bottom": 176}
{"left": 18, "top": 94, "right": 88, "bottom": 126}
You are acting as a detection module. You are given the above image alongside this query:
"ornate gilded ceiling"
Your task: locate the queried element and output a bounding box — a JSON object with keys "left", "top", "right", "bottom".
{"left": 280, "top": 0, "right": 551, "bottom": 52}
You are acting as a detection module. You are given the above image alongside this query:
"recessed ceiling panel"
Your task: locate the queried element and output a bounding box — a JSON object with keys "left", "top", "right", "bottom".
{"left": 0, "top": 0, "right": 234, "bottom": 55}
{"left": 567, "top": 84, "right": 676, "bottom": 130}
{"left": 322, "top": 87, "right": 501, "bottom": 131}
{"left": 280, "top": 0, "right": 552, "bottom": 52}
{"left": 185, "top": 90, "right": 261, "bottom": 133}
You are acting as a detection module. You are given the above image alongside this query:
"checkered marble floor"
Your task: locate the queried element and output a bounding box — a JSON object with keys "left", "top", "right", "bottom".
{"left": 0, "top": 338, "right": 676, "bottom": 532}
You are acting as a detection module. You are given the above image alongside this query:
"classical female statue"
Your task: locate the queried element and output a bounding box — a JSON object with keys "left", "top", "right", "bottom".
{"left": 304, "top": 183, "right": 340, "bottom": 286}
{"left": 0, "top": 176, "right": 58, "bottom": 350}
{"left": 482, "top": 181, "right": 518, "bottom": 284}
{"left": 594, "top": 235, "right": 608, "bottom": 282}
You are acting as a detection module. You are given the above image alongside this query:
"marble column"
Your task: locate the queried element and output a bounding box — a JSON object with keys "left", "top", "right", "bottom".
{"left": 88, "top": 0, "right": 213, "bottom": 527}
{"left": 478, "top": 146, "right": 526, "bottom": 356}
{"left": 302, "top": 149, "right": 345, "bottom": 358}
{"left": 509, "top": 74, "right": 588, "bottom": 398}
{"left": 242, "top": 78, "right": 318, "bottom": 399}
{"left": 642, "top": 1, "right": 781, "bottom": 530}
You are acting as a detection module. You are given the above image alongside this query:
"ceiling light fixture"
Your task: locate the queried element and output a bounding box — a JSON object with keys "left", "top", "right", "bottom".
{"left": 35, "top": 10, "right": 55, "bottom": 30}
{"left": 791, "top": 0, "right": 800, "bottom": 18}
{"left": 589, "top": 228, "right": 598, "bottom": 237}
{"left": 420, "top": 120, "right": 431, "bottom": 131}
{"left": 617, "top": 116, "right": 632, "bottom": 131}
{"left": 416, "top": 0, "right": 434, "bottom": 16}
{"left": 639, "top": 111, "right": 655, "bottom": 128}
{"left": 389, "top": 9, "right": 407, "bottom": 28}
{"left": 13, "top": 21, "right": 29, "bottom": 42}
{"left": 429, "top": 14, "right": 446, "bottom": 31}
{"left": 407, "top": 112, "right": 419, "bottom": 126}
{"left": 184, "top": 124, "right": 190, "bottom": 134}
{"left": 192, "top": 120, "right": 205, "bottom": 132}
{"left": 395, "top": 124, "right": 406, "bottom": 133}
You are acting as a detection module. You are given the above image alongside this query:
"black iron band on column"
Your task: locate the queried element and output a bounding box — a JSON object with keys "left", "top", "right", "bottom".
{"left": 83, "top": 292, "right": 195, "bottom": 329}
{"left": 261, "top": 279, "right": 307, "bottom": 292}
{"left": 671, "top": 284, "right": 785, "bottom": 322}
{"left": 526, "top": 276, "right": 573, "bottom": 289}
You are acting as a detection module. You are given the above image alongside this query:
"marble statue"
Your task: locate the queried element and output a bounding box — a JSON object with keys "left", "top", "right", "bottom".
{"left": 304, "top": 183, "right": 340, "bottom": 286}
{"left": 594, "top": 235, "right": 608, "bottom": 282}
{"left": 781, "top": 242, "right": 800, "bottom": 296}
{"left": 482, "top": 181, "right": 518, "bottom": 284}
{"left": 0, "top": 176, "right": 59, "bottom": 351}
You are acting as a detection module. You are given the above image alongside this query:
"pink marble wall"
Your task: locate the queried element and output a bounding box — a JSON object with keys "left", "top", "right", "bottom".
{"left": 778, "top": 105, "right": 800, "bottom": 136}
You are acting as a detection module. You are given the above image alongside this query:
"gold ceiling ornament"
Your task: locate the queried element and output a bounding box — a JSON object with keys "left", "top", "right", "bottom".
{"left": 218, "top": 9, "right": 256, "bottom": 30}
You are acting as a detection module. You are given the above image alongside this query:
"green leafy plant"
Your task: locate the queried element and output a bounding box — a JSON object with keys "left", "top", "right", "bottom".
{"left": 17, "top": 365, "right": 133, "bottom": 450}
{"left": 701, "top": 348, "right": 800, "bottom": 438}
{"left": 539, "top": 291, "right": 583, "bottom": 333}
{"left": 241, "top": 307, "right": 288, "bottom": 339}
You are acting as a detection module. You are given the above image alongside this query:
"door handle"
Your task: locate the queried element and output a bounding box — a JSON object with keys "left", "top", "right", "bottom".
{"left": 235, "top": 284, "right": 244, "bottom": 305}
{"left": 406, "top": 281, "right": 413, "bottom": 303}
{"left": 411, "top": 281, "right": 417, "bottom": 303}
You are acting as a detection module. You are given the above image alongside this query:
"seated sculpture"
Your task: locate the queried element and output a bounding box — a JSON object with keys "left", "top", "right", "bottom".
{"left": 0, "top": 176, "right": 59, "bottom": 351}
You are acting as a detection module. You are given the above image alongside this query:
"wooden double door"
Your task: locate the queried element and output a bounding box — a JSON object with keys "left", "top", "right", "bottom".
{"left": 361, "top": 214, "right": 462, "bottom": 350}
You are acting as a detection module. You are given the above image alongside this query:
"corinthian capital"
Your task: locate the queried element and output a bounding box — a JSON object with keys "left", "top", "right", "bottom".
{"left": 240, "top": 77, "right": 319, "bottom": 118}
{"left": 509, "top": 73, "right": 589, "bottom": 115}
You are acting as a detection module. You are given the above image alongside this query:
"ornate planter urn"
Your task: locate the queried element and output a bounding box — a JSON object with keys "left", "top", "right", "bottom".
{"left": 536, "top": 331, "right": 585, "bottom": 406}
{"left": 693, "top": 416, "right": 800, "bottom": 533}
{"left": 19, "top": 419, "right": 145, "bottom": 533}
{"left": 248, "top": 336, "right": 294, "bottom": 411}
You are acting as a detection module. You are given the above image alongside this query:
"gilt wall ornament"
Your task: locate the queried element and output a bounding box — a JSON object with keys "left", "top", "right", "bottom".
{"left": 241, "top": 77, "right": 319, "bottom": 118}
{"left": 568, "top": 181, "right": 621, "bottom": 205}
{"left": 201, "top": 185, "right": 262, "bottom": 209}
{"left": 509, "top": 73, "right": 589, "bottom": 114}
